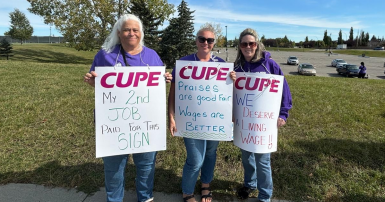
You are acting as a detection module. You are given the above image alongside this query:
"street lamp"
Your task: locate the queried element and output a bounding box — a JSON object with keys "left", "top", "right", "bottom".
{"left": 49, "top": 25, "right": 51, "bottom": 44}
{"left": 225, "top": 26, "right": 228, "bottom": 61}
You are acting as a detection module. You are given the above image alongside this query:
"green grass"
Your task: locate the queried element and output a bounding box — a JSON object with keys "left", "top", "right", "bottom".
{"left": 1, "top": 44, "right": 385, "bottom": 202}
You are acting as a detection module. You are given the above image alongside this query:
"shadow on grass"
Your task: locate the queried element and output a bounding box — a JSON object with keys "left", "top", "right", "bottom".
{"left": 271, "top": 138, "right": 385, "bottom": 202}
{"left": 294, "top": 138, "right": 385, "bottom": 170}
{"left": 0, "top": 160, "right": 239, "bottom": 200}
{"left": 13, "top": 48, "right": 93, "bottom": 65}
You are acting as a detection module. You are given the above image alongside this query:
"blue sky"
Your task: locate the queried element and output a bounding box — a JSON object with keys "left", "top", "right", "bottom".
{"left": 1, "top": 0, "right": 384, "bottom": 42}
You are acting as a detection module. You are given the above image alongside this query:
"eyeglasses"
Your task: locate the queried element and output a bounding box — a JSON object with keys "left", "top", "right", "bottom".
{"left": 240, "top": 42, "right": 257, "bottom": 48}
{"left": 197, "top": 36, "right": 215, "bottom": 44}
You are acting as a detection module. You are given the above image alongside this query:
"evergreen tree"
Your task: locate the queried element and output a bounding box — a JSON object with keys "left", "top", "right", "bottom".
{"left": 365, "top": 32, "right": 370, "bottom": 44}
{"left": 159, "top": 0, "right": 195, "bottom": 68}
{"left": 0, "top": 38, "right": 13, "bottom": 60}
{"left": 305, "top": 36, "right": 309, "bottom": 43}
{"left": 349, "top": 27, "right": 354, "bottom": 41}
{"left": 129, "top": 0, "right": 164, "bottom": 52}
{"left": 4, "top": 9, "right": 33, "bottom": 45}
{"left": 233, "top": 36, "right": 239, "bottom": 47}
{"left": 338, "top": 29, "right": 343, "bottom": 44}
{"left": 323, "top": 30, "right": 329, "bottom": 46}
{"left": 370, "top": 35, "right": 377, "bottom": 41}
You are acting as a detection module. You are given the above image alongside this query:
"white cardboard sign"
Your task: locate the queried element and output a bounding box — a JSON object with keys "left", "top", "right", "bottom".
{"left": 233, "top": 72, "right": 284, "bottom": 153}
{"left": 174, "top": 60, "right": 234, "bottom": 141}
{"left": 95, "top": 66, "right": 166, "bottom": 158}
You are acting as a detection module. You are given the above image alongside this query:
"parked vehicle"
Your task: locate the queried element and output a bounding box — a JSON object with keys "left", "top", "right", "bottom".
{"left": 373, "top": 46, "right": 384, "bottom": 50}
{"left": 287, "top": 56, "right": 299, "bottom": 65}
{"left": 336, "top": 64, "right": 360, "bottom": 77}
{"left": 331, "top": 59, "right": 347, "bottom": 67}
{"left": 298, "top": 63, "right": 316, "bottom": 76}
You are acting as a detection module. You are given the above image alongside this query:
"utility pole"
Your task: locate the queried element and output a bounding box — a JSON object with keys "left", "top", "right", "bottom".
{"left": 49, "top": 25, "right": 51, "bottom": 44}
{"left": 225, "top": 25, "right": 228, "bottom": 61}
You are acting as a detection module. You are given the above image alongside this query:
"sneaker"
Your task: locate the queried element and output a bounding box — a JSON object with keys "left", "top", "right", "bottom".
{"left": 236, "top": 186, "right": 255, "bottom": 200}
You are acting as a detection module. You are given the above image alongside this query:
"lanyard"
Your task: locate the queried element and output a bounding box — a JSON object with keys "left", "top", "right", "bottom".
{"left": 120, "top": 45, "right": 129, "bottom": 66}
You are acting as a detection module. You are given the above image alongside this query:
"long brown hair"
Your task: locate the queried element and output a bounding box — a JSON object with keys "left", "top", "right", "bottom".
{"left": 234, "top": 28, "right": 266, "bottom": 67}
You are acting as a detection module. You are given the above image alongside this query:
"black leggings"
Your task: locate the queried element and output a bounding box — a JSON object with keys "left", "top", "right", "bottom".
{"left": 358, "top": 73, "right": 366, "bottom": 78}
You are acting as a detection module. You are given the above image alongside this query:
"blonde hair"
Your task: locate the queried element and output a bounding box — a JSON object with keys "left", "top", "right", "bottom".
{"left": 102, "top": 14, "right": 144, "bottom": 53}
{"left": 234, "top": 28, "right": 266, "bottom": 66}
{"left": 196, "top": 26, "right": 216, "bottom": 44}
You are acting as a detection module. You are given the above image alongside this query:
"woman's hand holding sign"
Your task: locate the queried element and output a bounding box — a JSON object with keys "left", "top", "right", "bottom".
{"left": 84, "top": 71, "right": 98, "bottom": 87}
{"left": 277, "top": 117, "right": 286, "bottom": 128}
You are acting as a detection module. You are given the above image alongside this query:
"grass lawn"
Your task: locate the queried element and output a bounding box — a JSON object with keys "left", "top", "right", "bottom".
{"left": 0, "top": 44, "right": 384, "bottom": 202}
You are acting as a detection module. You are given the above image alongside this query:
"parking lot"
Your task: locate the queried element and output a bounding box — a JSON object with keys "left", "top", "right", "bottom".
{"left": 214, "top": 48, "right": 385, "bottom": 80}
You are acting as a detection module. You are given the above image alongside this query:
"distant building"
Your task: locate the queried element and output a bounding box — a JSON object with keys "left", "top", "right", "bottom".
{"left": 0, "top": 35, "right": 66, "bottom": 43}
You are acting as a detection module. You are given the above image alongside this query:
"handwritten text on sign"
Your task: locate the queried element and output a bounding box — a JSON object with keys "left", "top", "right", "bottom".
{"left": 233, "top": 72, "right": 284, "bottom": 153}
{"left": 95, "top": 66, "right": 166, "bottom": 158}
{"left": 174, "top": 60, "right": 233, "bottom": 141}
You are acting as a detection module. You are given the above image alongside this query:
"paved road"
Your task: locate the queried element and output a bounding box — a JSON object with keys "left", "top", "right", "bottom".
{"left": 214, "top": 48, "right": 385, "bottom": 80}
{"left": 0, "top": 183, "right": 291, "bottom": 202}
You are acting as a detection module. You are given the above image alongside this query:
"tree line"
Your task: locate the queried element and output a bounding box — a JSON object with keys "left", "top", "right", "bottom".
{"left": 4, "top": 0, "right": 385, "bottom": 66}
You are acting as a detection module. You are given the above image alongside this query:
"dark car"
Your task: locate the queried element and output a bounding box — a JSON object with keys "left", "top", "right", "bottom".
{"left": 373, "top": 46, "right": 384, "bottom": 50}
{"left": 336, "top": 64, "right": 360, "bottom": 77}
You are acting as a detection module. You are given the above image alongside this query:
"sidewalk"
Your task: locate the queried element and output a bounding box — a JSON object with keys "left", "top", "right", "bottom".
{"left": 0, "top": 183, "right": 291, "bottom": 202}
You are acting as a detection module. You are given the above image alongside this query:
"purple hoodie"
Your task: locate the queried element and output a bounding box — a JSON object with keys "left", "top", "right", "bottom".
{"left": 89, "top": 45, "right": 163, "bottom": 72}
{"left": 234, "top": 51, "right": 292, "bottom": 121}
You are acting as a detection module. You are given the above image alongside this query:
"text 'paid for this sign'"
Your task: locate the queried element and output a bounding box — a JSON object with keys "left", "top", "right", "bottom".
{"left": 95, "top": 66, "right": 166, "bottom": 158}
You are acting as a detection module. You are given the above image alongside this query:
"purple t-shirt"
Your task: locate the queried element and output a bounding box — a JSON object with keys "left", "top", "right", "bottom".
{"left": 90, "top": 45, "right": 163, "bottom": 71}
{"left": 171, "top": 53, "right": 226, "bottom": 83}
{"left": 359, "top": 65, "right": 366, "bottom": 74}
{"left": 234, "top": 51, "right": 292, "bottom": 121}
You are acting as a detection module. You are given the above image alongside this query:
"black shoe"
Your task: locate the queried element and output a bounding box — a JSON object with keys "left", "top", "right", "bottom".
{"left": 236, "top": 186, "right": 255, "bottom": 200}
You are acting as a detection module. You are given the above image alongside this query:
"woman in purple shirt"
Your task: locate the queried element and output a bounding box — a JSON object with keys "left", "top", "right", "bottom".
{"left": 168, "top": 26, "right": 235, "bottom": 202}
{"left": 358, "top": 62, "right": 367, "bottom": 78}
{"left": 83, "top": 14, "right": 172, "bottom": 202}
{"left": 234, "top": 28, "right": 292, "bottom": 202}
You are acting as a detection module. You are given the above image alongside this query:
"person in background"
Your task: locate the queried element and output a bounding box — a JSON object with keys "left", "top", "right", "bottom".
{"left": 83, "top": 14, "right": 172, "bottom": 202}
{"left": 233, "top": 28, "right": 292, "bottom": 202}
{"left": 358, "top": 62, "right": 367, "bottom": 78}
{"left": 168, "top": 26, "right": 235, "bottom": 202}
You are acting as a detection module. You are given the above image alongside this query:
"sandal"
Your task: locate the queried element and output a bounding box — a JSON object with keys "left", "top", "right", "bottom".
{"left": 201, "top": 186, "right": 213, "bottom": 201}
{"left": 183, "top": 194, "right": 195, "bottom": 202}
{"left": 236, "top": 186, "right": 255, "bottom": 200}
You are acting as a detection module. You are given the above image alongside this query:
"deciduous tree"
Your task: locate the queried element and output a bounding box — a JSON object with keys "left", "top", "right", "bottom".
{"left": 28, "top": 0, "right": 174, "bottom": 50}
{"left": 4, "top": 9, "right": 33, "bottom": 45}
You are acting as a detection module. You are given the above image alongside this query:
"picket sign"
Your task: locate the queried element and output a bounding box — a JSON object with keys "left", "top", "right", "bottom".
{"left": 174, "top": 60, "right": 234, "bottom": 141}
{"left": 233, "top": 72, "right": 284, "bottom": 153}
{"left": 95, "top": 66, "right": 166, "bottom": 158}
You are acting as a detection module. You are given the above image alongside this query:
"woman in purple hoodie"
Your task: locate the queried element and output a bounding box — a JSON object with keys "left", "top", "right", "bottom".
{"left": 234, "top": 28, "right": 292, "bottom": 202}
{"left": 358, "top": 62, "right": 367, "bottom": 78}
{"left": 83, "top": 14, "right": 172, "bottom": 202}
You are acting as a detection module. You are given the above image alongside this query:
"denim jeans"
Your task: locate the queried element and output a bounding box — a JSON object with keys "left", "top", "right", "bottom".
{"left": 103, "top": 152, "right": 157, "bottom": 202}
{"left": 241, "top": 149, "right": 272, "bottom": 202}
{"left": 182, "top": 137, "right": 219, "bottom": 194}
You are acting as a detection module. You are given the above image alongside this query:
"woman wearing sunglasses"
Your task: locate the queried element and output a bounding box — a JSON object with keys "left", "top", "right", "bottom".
{"left": 234, "top": 28, "right": 292, "bottom": 202}
{"left": 168, "top": 26, "right": 232, "bottom": 202}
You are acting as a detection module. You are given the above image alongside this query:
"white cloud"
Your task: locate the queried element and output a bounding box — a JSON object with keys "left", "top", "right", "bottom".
{"left": 190, "top": 5, "right": 364, "bottom": 29}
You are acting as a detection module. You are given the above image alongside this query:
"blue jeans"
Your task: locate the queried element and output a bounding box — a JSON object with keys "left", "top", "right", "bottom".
{"left": 182, "top": 138, "right": 219, "bottom": 194}
{"left": 103, "top": 152, "right": 157, "bottom": 202}
{"left": 241, "top": 149, "right": 273, "bottom": 202}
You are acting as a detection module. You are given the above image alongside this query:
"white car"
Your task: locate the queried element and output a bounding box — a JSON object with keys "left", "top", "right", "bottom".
{"left": 298, "top": 63, "right": 316, "bottom": 76}
{"left": 287, "top": 56, "right": 299, "bottom": 65}
{"left": 331, "top": 59, "right": 347, "bottom": 67}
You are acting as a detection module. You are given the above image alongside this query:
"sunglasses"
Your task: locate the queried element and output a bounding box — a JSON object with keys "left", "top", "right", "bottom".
{"left": 197, "top": 36, "right": 215, "bottom": 44}
{"left": 240, "top": 42, "right": 257, "bottom": 48}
